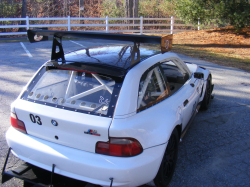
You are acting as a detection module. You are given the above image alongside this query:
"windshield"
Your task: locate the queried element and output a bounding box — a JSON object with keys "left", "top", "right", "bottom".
{"left": 22, "top": 67, "right": 122, "bottom": 117}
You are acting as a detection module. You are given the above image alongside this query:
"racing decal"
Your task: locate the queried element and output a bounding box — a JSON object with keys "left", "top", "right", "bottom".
{"left": 84, "top": 129, "right": 100, "bottom": 136}
{"left": 99, "top": 96, "right": 109, "bottom": 105}
{"left": 164, "top": 39, "right": 170, "bottom": 49}
{"left": 29, "top": 114, "right": 42, "bottom": 125}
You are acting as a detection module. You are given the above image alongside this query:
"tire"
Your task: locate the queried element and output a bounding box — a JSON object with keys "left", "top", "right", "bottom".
{"left": 154, "top": 128, "right": 179, "bottom": 187}
{"left": 23, "top": 182, "right": 33, "bottom": 187}
{"left": 201, "top": 75, "right": 212, "bottom": 110}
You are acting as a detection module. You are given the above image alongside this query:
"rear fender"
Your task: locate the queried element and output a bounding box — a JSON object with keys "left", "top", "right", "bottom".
{"left": 111, "top": 102, "right": 182, "bottom": 149}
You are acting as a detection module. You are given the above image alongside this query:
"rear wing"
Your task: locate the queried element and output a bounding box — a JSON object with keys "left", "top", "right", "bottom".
{"left": 27, "top": 29, "right": 173, "bottom": 66}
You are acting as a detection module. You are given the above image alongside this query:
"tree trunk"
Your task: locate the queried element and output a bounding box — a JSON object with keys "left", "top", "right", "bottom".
{"left": 1, "top": 0, "right": 3, "bottom": 18}
{"left": 133, "top": 0, "right": 138, "bottom": 18}
{"left": 19, "top": 0, "right": 27, "bottom": 32}
{"left": 129, "top": 0, "right": 133, "bottom": 18}
{"left": 125, "top": 0, "right": 139, "bottom": 29}
{"left": 133, "top": 0, "right": 139, "bottom": 29}
{"left": 125, "top": 0, "right": 133, "bottom": 17}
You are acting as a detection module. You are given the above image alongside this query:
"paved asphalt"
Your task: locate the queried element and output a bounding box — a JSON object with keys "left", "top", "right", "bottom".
{"left": 0, "top": 39, "right": 250, "bottom": 187}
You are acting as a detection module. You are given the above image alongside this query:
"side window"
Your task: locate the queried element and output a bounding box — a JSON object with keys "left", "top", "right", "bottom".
{"left": 137, "top": 66, "right": 170, "bottom": 112}
{"left": 161, "top": 60, "right": 189, "bottom": 94}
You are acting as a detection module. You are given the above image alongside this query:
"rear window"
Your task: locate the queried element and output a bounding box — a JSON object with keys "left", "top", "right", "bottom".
{"left": 21, "top": 67, "right": 122, "bottom": 117}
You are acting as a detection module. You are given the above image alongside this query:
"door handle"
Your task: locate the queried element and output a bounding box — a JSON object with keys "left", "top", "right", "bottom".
{"left": 183, "top": 99, "right": 189, "bottom": 107}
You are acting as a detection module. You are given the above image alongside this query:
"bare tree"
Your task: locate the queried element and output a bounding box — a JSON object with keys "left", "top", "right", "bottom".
{"left": 133, "top": 0, "right": 138, "bottom": 18}
{"left": 133, "top": 0, "right": 138, "bottom": 28}
{"left": 125, "top": 0, "right": 139, "bottom": 29}
{"left": 125, "top": 0, "right": 133, "bottom": 18}
{"left": 21, "top": 0, "right": 27, "bottom": 19}
{"left": 19, "top": 0, "right": 27, "bottom": 31}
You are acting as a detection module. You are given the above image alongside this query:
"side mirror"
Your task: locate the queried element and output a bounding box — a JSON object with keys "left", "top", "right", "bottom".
{"left": 194, "top": 72, "right": 204, "bottom": 79}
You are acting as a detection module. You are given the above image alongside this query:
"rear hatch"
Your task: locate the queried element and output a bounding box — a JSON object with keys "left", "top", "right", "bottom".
{"left": 15, "top": 66, "right": 122, "bottom": 152}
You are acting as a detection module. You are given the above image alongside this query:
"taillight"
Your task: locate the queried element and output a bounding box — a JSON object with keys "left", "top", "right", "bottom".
{"left": 10, "top": 112, "right": 27, "bottom": 134}
{"left": 96, "top": 138, "right": 143, "bottom": 157}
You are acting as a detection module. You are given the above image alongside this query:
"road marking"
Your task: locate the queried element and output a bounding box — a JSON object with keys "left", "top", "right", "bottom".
{"left": 20, "top": 42, "right": 33, "bottom": 58}
{"left": 70, "top": 40, "right": 86, "bottom": 48}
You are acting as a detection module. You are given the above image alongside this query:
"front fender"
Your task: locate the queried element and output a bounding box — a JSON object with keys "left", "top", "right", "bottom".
{"left": 196, "top": 67, "right": 212, "bottom": 102}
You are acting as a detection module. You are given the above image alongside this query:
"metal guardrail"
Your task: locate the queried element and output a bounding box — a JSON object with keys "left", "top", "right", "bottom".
{"left": 0, "top": 16, "right": 198, "bottom": 36}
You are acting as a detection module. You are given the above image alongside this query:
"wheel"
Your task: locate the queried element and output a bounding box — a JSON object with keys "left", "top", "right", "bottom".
{"left": 23, "top": 181, "right": 33, "bottom": 187}
{"left": 201, "top": 75, "right": 212, "bottom": 110}
{"left": 154, "top": 128, "right": 179, "bottom": 187}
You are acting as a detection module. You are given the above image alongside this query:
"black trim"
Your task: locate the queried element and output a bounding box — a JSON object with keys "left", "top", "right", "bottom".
{"left": 107, "top": 83, "right": 122, "bottom": 117}
{"left": 47, "top": 61, "right": 127, "bottom": 78}
{"left": 27, "top": 29, "right": 162, "bottom": 44}
{"left": 200, "top": 84, "right": 204, "bottom": 97}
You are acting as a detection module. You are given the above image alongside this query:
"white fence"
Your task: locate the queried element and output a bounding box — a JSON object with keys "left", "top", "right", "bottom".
{"left": 0, "top": 16, "right": 198, "bottom": 36}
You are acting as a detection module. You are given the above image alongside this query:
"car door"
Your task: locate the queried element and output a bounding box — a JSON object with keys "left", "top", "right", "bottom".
{"left": 160, "top": 59, "right": 200, "bottom": 130}
{"left": 179, "top": 76, "right": 200, "bottom": 129}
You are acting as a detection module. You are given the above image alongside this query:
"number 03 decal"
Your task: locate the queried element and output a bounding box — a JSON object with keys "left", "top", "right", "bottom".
{"left": 29, "top": 114, "right": 42, "bottom": 125}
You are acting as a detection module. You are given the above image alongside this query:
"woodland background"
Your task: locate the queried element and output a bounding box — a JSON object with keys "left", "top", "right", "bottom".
{"left": 0, "top": 0, "right": 249, "bottom": 72}
{"left": 0, "top": 0, "right": 174, "bottom": 20}
{"left": 1, "top": 0, "right": 249, "bottom": 29}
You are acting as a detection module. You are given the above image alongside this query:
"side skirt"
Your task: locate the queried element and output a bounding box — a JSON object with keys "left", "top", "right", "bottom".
{"left": 180, "top": 102, "right": 201, "bottom": 141}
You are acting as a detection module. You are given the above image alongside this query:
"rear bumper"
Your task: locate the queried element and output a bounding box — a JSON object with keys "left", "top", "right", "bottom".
{"left": 6, "top": 127, "right": 166, "bottom": 187}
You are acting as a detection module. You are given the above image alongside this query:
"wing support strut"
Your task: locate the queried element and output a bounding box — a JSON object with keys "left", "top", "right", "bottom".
{"left": 51, "top": 37, "right": 65, "bottom": 61}
{"left": 130, "top": 42, "right": 140, "bottom": 67}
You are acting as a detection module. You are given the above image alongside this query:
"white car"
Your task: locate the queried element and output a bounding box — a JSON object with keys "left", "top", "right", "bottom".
{"left": 3, "top": 30, "right": 213, "bottom": 187}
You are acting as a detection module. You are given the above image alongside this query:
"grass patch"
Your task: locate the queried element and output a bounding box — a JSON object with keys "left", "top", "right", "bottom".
{"left": 172, "top": 44, "right": 250, "bottom": 72}
{"left": 172, "top": 26, "right": 250, "bottom": 72}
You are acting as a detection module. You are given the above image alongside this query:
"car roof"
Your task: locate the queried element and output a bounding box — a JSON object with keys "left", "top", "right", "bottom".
{"left": 46, "top": 44, "right": 161, "bottom": 78}
{"left": 64, "top": 44, "right": 161, "bottom": 69}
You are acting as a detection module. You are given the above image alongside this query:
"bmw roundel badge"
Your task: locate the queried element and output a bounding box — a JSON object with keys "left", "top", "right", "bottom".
{"left": 51, "top": 120, "right": 58, "bottom": 126}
